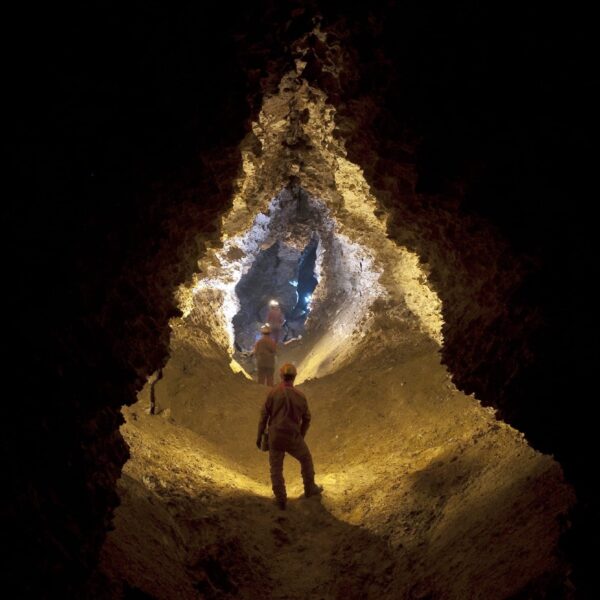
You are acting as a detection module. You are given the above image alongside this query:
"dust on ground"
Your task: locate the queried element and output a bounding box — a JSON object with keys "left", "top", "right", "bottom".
{"left": 100, "top": 333, "right": 575, "bottom": 599}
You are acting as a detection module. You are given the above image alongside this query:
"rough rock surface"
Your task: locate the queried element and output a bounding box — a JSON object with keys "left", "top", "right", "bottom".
{"left": 7, "top": 3, "right": 593, "bottom": 597}
{"left": 105, "top": 114, "right": 575, "bottom": 594}
{"left": 102, "top": 328, "right": 574, "bottom": 598}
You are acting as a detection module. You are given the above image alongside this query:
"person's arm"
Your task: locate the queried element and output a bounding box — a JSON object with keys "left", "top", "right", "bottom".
{"left": 256, "top": 395, "right": 272, "bottom": 448}
{"left": 300, "top": 400, "right": 312, "bottom": 438}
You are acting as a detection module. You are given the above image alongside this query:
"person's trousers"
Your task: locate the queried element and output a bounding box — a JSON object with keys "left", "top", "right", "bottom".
{"left": 257, "top": 367, "right": 274, "bottom": 386}
{"left": 268, "top": 434, "right": 315, "bottom": 501}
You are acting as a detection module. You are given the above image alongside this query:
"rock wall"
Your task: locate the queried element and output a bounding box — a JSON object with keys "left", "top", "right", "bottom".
{"left": 7, "top": 3, "right": 593, "bottom": 597}
{"left": 7, "top": 3, "right": 290, "bottom": 596}
{"left": 304, "top": 5, "right": 594, "bottom": 591}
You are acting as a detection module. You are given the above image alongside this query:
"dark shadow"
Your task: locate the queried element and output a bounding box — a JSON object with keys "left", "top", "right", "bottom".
{"left": 101, "top": 476, "right": 398, "bottom": 600}
{"left": 407, "top": 446, "right": 487, "bottom": 507}
{"left": 402, "top": 441, "right": 572, "bottom": 598}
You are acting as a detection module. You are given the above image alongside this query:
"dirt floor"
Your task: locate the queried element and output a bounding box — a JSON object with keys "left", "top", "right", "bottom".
{"left": 99, "top": 323, "right": 575, "bottom": 600}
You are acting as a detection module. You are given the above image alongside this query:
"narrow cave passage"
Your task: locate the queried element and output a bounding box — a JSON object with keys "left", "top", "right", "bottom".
{"left": 11, "top": 2, "right": 591, "bottom": 598}
{"left": 100, "top": 189, "right": 574, "bottom": 599}
{"left": 98, "top": 75, "right": 575, "bottom": 600}
{"left": 295, "top": 239, "right": 319, "bottom": 316}
{"left": 232, "top": 234, "right": 319, "bottom": 354}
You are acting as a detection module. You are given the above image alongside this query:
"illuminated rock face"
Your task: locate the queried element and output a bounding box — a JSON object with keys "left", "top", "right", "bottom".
{"left": 231, "top": 233, "right": 319, "bottom": 352}
{"left": 9, "top": 3, "right": 591, "bottom": 597}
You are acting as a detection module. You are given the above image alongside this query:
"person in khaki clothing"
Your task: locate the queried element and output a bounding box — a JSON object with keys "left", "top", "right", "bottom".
{"left": 256, "top": 363, "right": 323, "bottom": 510}
{"left": 253, "top": 324, "right": 277, "bottom": 386}
{"left": 266, "top": 299, "right": 285, "bottom": 344}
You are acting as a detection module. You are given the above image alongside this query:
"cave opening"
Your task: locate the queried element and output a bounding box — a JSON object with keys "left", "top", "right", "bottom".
{"left": 232, "top": 234, "right": 319, "bottom": 354}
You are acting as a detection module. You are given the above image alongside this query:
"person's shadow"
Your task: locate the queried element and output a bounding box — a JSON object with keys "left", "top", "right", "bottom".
{"left": 101, "top": 474, "right": 400, "bottom": 600}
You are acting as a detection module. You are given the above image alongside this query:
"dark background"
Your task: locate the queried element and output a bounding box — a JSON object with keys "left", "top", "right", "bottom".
{"left": 5, "top": 1, "right": 595, "bottom": 597}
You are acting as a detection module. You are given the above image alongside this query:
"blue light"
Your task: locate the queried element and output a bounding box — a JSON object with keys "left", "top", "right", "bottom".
{"left": 305, "top": 294, "right": 312, "bottom": 304}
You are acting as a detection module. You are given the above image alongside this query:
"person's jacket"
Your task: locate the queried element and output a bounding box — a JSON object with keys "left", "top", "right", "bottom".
{"left": 257, "top": 382, "right": 311, "bottom": 440}
{"left": 253, "top": 336, "right": 277, "bottom": 369}
{"left": 266, "top": 307, "right": 284, "bottom": 328}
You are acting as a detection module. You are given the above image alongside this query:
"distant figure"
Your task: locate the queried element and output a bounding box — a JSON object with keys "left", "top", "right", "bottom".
{"left": 253, "top": 324, "right": 277, "bottom": 386}
{"left": 256, "top": 363, "right": 323, "bottom": 510}
{"left": 266, "top": 299, "right": 285, "bottom": 343}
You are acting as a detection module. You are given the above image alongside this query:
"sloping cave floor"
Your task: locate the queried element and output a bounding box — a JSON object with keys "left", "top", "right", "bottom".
{"left": 99, "top": 329, "right": 575, "bottom": 599}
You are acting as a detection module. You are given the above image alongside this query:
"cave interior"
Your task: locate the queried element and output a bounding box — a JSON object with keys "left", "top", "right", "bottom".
{"left": 232, "top": 230, "right": 319, "bottom": 353}
{"left": 6, "top": 2, "right": 595, "bottom": 599}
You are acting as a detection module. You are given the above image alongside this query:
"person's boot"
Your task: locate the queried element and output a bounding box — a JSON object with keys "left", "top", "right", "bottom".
{"left": 304, "top": 484, "right": 323, "bottom": 498}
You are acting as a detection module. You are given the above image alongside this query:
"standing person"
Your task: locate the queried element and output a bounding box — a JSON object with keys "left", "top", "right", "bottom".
{"left": 253, "top": 324, "right": 277, "bottom": 386}
{"left": 256, "top": 363, "right": 323, "bottom": 510}
{"left": 266, "top": 299, "right": 285, "bottom": 344}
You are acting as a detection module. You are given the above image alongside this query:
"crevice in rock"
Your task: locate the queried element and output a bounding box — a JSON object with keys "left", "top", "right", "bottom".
{"left": 232, "top": 233, "right": 319, "bottom": 352}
